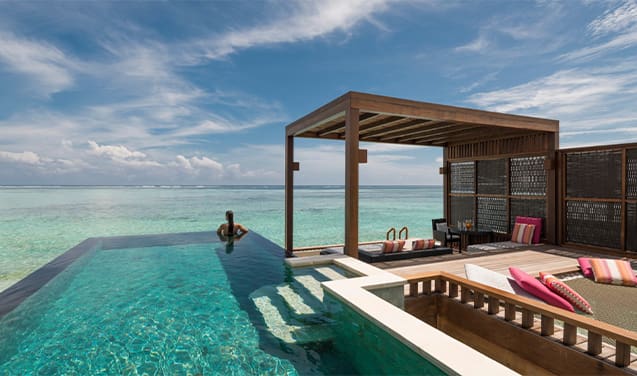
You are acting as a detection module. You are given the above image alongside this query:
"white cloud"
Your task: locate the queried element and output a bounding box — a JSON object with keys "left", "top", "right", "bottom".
{"left": 196, "top": 0, "right": 391, "bottom": 60}
{"left": 88, "top": 140, "right": 147, "bottom": 160}
{"left": 588, "top": 1, "right": 637, "bottom": 37}
{"left": 559, "top": 1, "right": 637, "bottom": 61}
{"left": 0, "top": 150, "right": 41, "bottom": 165}
{"left": 0, "top": 32, "right": 75, "bottom": 95}
{"left": 189, "top": 156, "right": 223, "bottom": 172}
{"left": 455, "top": 35, "right": 490, "bottom": 53}
{"left": 467, "top": 66, "right": 637, "bottom": 118}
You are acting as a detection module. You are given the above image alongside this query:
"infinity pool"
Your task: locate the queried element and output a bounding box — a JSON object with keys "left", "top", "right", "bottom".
{"left": 0, "top": 232, "right": 443, "bottom": 375}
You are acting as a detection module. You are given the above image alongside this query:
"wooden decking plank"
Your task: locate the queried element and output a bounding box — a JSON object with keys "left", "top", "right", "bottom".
{"left": 389, "top": 250, "right": 580, "bottom": 279}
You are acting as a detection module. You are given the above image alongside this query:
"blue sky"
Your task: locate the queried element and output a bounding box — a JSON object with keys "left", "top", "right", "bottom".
{"left": 1, "top": 1, "right": 637, "bottom": 185}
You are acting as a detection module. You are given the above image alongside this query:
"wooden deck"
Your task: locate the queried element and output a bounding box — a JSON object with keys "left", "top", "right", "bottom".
{"left": 389, "top": 249, "right": 581, "bottom": 279}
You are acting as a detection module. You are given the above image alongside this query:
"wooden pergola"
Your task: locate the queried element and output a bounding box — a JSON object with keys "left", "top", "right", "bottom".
{"left": 285, "top": 91, "right": 559, "bottom": 258}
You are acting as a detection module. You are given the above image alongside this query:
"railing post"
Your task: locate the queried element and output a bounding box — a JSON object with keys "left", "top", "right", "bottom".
{"left": 409, "top": 282, "right": 419, "bottom": 297}
{"left": 487, "top": 296, "right": 500, "bottom": 314}
{"left": 587, "top": 332, "right": 602, "bottom": 355}
{"left": 448, "top": 282, "right": 458, "bottom": 298}
{"left": 434, "top": 278, "right": 446, "bottom": 293}
{"left": 504, "top": 303, "right": 516, "bottom": 321}
{"left": 541, "top": 315, "right": 554, "bottom": 336}
{"left": 615, "top": 342, "right": 631, "bottom": 367}
{"left": 460, "top": 286, "right": 469, "bottom": 303}
{"left": 423, "top": 280, "right": 432, "bottom": 295}
{"left": 474, "top": 292, "right": 484, "bottom": 309}
{"left": 521, "top": 309, "right": 534, "bottom": 329}
{"left": 563, "top": 323, "right": 577, "bottom": 346}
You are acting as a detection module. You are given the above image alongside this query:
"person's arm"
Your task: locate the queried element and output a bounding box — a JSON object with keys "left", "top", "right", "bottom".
{"left": 237, "top": 223, "right": 249, "bottom": 234}
{"left": 217, "top": 224, "right": 225, "bottom": 234}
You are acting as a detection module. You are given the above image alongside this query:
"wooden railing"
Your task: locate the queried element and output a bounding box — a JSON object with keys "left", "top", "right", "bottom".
{"left": 406, "top": 271, "right": 637, "bottom": 368}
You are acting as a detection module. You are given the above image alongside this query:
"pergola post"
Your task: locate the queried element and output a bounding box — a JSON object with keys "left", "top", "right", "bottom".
{"left": 344, "top": 106, "right": 360, "bottom": 258}
{"left": 546, "top": 129, "right": 559, "bottom": 244}
{"left": 285, "top": 134, "right": 294, "bottom": 257}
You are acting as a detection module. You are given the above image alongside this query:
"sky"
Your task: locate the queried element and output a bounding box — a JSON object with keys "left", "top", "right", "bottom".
{"left": 1, "top": 0, "right": 637, "bottom": 185}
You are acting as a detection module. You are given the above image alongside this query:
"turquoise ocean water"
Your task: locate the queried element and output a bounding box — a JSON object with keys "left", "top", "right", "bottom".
{"left": 0, "top": 186, "right": 442, "bottom": 292}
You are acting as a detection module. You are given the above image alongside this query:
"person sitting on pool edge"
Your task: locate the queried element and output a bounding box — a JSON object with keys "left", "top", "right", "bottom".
{"left": 217, "top": 210, "right": 248, "bottom": 236}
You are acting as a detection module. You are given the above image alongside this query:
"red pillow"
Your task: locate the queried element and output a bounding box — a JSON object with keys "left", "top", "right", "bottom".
{"left": 515, "top": 216, "right": 542, "bottom": 244}
{"left": 577, "top": 257, "right": 593, "bottom": 279}
{"left": 509, "top": 267, "right": 574, "bottom": 312}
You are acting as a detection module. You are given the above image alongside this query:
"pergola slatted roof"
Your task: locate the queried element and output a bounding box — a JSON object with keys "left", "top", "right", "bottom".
{"left": 287, "top": 91, "right": 558, "bottom": 146}
{"left": 284, "top": 91, "right": 559, "bottom": 257}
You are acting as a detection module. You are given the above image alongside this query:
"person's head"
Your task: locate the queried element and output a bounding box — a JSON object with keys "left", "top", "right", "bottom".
{"left": 225, "top": 210, "right": 234, "bottom": 224}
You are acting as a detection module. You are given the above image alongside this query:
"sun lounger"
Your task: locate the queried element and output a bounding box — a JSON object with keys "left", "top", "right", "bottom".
{"left": 357, "top": 242, "right": 453, "bottom": 263}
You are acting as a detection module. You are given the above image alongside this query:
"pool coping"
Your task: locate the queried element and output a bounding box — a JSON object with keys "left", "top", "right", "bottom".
{"left": 0, "top": 230, "right": 281, "bottom": 319}
{"left": 286, "top": 254, "right": 518, "bottom": 376}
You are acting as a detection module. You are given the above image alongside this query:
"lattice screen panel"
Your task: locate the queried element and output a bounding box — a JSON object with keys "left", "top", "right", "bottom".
{"left": 626, "top": 149, "right": 637, "bottom": 200}
{"left": 565, "top": 201, "right": 621, "bottom": 248}
{"left": 510, "top": 156, "right": 546, "bottom": 196}
{"left": 477, "top": 159, "right": 506, "bottom": 195}
{"left": 449, "top": 196, "right": 475, "bottom": 227}
{"left": 450, "top": 162, "right": 475, "bottom": 194}
{"left": 566, "top": 151, "right": 621, "bottom": 199}
{"left": 510, "top": 199, "right": 546, "bottom": 238}
{"left": 627, "top": 202, "right": 637, "bottom": 252}
{"left": 477, "top": 197, "right": 507, "bottom": 232}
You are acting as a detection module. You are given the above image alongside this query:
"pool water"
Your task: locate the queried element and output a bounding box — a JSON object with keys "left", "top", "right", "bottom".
{"left": 0, "top": 232, "right": 443, "bottom": 375}
{"left": 0, "top": 238, "right": 301, "bottom": 374}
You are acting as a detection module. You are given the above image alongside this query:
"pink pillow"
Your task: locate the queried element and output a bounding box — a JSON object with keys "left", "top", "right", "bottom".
{"left": 509, "top": 267, "right": 574, "bottom": 312}
{"left": 515, "top": 216, "right": 542, "bottom": 244}
{"left": 578, "top": 257, "right": 593, "bottom": 279}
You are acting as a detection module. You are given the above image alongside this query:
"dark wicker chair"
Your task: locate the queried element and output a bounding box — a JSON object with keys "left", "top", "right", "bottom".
{"left": 432, "top": 218, "right": 460, "bottom": 248}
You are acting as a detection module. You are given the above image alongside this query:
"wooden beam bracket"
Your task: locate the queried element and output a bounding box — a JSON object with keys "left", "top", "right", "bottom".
{"left": 439, "top": 166, "right": 447, "bottom": 175}
{"left": 292, "top": 161, "right": 300, "bottom": 171}
{"left": 358, "top": 149, "right": 368, "bottom": 164}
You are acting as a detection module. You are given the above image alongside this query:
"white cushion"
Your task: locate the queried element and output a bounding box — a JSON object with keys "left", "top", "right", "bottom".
{"left": 464, "top": 264, "right": 540, "bottom": 301}
{"left": 436, "top": 222, "right": 448, "bottom": 231}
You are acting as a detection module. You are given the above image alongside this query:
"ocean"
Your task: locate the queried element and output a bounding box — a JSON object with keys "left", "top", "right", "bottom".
{"left": 0, "top": 186, "right": 442, "bottom": 292}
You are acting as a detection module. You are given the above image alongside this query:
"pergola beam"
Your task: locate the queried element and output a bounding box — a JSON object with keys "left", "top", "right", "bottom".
{"left": 363, "top": 119, "right": 439, "bottom": 139}
{"left": 350, "top": 91, "right": 558, "bottom": 133}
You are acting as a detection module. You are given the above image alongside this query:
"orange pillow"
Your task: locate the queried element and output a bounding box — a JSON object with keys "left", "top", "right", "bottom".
{"left": 589, "top": 259, "right": 637, "bottom": 287}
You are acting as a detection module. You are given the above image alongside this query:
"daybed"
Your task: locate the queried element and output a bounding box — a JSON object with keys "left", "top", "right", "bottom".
{"left": 357, "top": 242, "right": 453, "bottom": 263}
{"left": 465, "top": 216, "right": 544, "bottom": 253}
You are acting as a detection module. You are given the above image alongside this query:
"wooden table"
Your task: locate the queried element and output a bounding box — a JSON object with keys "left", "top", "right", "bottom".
{"left": 450, "top": 228, "right": 493, "bottom": 252}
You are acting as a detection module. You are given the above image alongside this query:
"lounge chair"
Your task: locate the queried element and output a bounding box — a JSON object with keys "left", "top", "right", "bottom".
{"left": 432, "top": 218, "right": 460, "bottom": 248}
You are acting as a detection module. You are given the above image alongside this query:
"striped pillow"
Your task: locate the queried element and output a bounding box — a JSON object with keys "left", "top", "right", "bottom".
{"left": 381, "top": 240, "right": 405, "bottom": 254}
{"left": 589, "top": 258, "right": 637, "bottom": 287}
{"left": 511, "top": 223, "right": 535, "bottom": 244}
{"left": 412, "top": 239, "right": 436, "bottom": 250}
{"left": 539, "top": 272, "right": 593, "bottom": 314}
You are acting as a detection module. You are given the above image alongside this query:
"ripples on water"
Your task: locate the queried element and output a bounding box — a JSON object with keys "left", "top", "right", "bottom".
{"left": 0, "top": 186, "right": 442, "bottom": 291}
